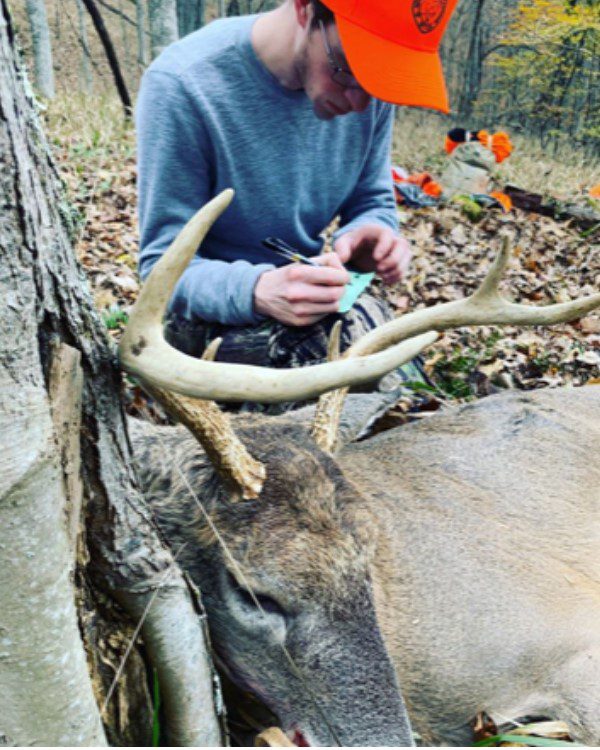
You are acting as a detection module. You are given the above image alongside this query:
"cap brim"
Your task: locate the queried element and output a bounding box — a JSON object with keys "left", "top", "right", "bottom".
{"left": 336, "top": 15, "right": 450, "bottom": 114}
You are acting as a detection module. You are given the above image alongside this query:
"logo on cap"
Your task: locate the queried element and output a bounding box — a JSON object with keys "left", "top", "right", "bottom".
{"left": 411, "top": 0, "right": 448, "bottom": 33}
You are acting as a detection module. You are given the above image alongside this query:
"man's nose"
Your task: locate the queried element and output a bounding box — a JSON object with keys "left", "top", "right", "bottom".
{"left": 344, "top": 87, "right": 371, "bottom": 112}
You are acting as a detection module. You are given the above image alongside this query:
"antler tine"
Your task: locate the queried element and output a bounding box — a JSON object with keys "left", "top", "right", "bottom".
{"left": 312, "top": 321, "right": 345, "bottom": 452}
{"left": 119, "top": 190, "right": 444, "bottom": 403}
{"left": 326, "top": 320, "right": 342, "bottom": 361}
{"left": 201, "top": 337, "right": 223, "bottom": 362}
{"left": 142, "top": 339, "right": 265, "bottom": 501}
{"left": 471, "top": 233, "right": 511, "bottom": 300}
{"left": 141, "top": 381, "right": 266, "bottom": 500}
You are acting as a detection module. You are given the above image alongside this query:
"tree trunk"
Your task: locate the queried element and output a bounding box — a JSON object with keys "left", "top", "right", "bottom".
{"left": 456, "top": 0, "right": 486, "bottom": 118}
{"left": 24, "top": 0, "right": 55, "bottom": 98}
{"left": 136, "top": 0, "right": 148, "bottom": 68}
{"left": 0, "top": 1, "right": 224, "bottom": 745}
{"left": 440, "top": 0, "right": 520, "bottom": 122}
{"left": 177, "top": 0, "right": 205, "bottom": 37}
{"left": 149, "top": 0, "right": 179, "bottom": 59}
{"left": 118, "top": 0, "right": 131, "bottom": 75}
{"left": 80, "top": 0, "right": 132, "bottom": 116}
{"left": 75, "top": 0, "right": 93, "bottom": 93}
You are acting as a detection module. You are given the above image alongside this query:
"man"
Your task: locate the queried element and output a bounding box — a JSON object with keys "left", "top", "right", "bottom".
{"left": 136, "top": 0, "right": 458, "bottom": 402}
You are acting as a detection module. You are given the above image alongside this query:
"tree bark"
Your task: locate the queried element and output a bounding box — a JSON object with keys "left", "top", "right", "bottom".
{"left": 456, "top": 0, "right": 486, "bottom": 118}
{"left": 149, "top": 0, "right": 179, "bottom": 59}
{"left": 118, "top": 0, "right": 131, "bottom": 74}
{"left": 24, "top": 0, "right": 55, "bottom": 98}
{"left": 0, "top": 1, "right": 224, "bottom": 745}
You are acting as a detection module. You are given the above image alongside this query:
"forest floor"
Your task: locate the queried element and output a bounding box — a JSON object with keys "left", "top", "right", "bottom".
{"left": 45, "top": 94, "right": 600, "bottom": 426}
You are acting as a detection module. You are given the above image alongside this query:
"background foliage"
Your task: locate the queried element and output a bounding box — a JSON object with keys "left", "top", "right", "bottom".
{"left": 10, "top": 0, "right": 600, "bottom": 153}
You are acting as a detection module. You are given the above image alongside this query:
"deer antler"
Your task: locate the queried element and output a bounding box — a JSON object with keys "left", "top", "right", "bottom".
{"left": 120, "top": 190, "right": 436, "bottom": 497}
{"left": 119, "top": 190, "right": 438, "bottom": 404}
{"left": 311, "top": 235, "right": 600, "bottom": 451}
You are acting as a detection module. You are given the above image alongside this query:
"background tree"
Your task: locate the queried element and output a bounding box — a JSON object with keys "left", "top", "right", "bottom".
{"left": 81, "top": 0, "right": 132, "bottom": 114}
{"left": 136, "top": 0, "right": 148, "bottom": 67}
{"left": 0, "top": 0, "right": 223, "bottom": 744}
{"left": 440, "top": 0, "right": 521, "bottom": 120}
{"left": 75, "top": 0, "right": 94, "bottom": 92}
{"left": 149, "top": 0, "right": 178, "bottom": 59}
{"left": 479, "top": 0, "right": 600, "bottom": 151}
{"left": 118, "top": 0, "right": 131, "bottom": 74}
{"left": 177, "top": 0, "right": 205, "bottom": 37}
{"left": 24, "top": 0, "right": 55, "bottom": 97}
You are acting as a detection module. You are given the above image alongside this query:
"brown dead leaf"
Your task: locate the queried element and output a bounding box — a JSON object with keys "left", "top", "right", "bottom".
{"left": 94, "top": 289, "right": 117, "bottom": 310}
{"left": 393, "top": 294, "right": 410, "bottom": 313}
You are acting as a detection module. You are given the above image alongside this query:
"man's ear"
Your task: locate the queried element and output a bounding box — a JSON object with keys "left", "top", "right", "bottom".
{"left": 293, "top": 0, "right": 313, "bottom": 30}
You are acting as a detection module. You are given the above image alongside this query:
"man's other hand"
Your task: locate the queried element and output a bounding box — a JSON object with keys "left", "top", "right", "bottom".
{"left": 254, "top": 254, "right": 350, "bottom": 326}
{"left": 334, "top": 224, "right": 412, "bottom": 285}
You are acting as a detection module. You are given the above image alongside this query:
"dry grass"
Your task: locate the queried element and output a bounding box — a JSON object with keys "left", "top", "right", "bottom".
{"left": 392, "top": 109, "right": 600, "bottom": 200}
{"left": 45, "top": 93, "right": 132, "bottom": 161}
{"left": 44, "top": 92, "right": 600, "bottom": 204}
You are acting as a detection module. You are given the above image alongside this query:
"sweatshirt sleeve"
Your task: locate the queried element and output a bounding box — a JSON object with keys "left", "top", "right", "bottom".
{"left": 333, "top": 103, "right": 399, "bottom": 241}
{"left": 136, "top": 69, "right": 274, "bottom": 326}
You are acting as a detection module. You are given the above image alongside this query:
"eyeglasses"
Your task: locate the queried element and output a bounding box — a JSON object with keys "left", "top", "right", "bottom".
{"left": 318, "top": 19, "right": 363, "bottom": 90}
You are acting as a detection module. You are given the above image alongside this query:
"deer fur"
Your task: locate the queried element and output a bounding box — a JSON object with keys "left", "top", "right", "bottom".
{"left": 129, "top": 385, "right": 600, "bottom": 746}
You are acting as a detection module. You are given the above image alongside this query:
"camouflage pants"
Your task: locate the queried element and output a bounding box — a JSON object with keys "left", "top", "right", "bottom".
{"left": 165, "top": 294, "right": 427, "bottom": 413}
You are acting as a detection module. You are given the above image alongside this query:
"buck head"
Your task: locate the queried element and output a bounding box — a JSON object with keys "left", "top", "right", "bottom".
{"left": 121, "top": 190, "right": 600, "bottom": 745}
{"left": 132, "top": 414, "right": 413, "bottom": 746}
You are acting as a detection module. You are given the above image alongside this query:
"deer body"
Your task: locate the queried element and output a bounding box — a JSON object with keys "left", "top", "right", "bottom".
{"left": 343, "top": 386, "right": 600, "bottom": 745}
{"left": 130, "top": 386, "right": 600, "bottom": 746}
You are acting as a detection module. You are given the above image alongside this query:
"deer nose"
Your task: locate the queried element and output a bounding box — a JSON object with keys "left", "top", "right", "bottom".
{"left": 344, "top": 87, "right": 371, "bottom": 112}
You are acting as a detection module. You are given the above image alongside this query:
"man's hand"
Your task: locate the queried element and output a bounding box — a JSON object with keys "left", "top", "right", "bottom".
{"left": 254, "top": 254, "right": 350, "bottom": 326}
{"left": 334, "top": 224, "right": 412, "bottom": 285}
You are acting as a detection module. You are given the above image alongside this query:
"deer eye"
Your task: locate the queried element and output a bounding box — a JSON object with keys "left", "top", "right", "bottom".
{"left": 226, "top": 571, "right": 286, "bottom": 619}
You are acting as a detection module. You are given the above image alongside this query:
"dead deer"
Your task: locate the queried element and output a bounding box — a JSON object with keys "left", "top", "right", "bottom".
{"left": 121, "top": 190, "right": 600, "bottom": 746}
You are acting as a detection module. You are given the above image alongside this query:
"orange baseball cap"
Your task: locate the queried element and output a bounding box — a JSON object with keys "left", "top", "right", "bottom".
{"left": 323, "top": 0, "right": 459, "bottom": 113}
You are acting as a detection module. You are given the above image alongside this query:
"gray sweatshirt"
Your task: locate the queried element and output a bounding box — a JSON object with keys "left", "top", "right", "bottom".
{"left": 136, "top": 14, "right": 398, "bottom": 326}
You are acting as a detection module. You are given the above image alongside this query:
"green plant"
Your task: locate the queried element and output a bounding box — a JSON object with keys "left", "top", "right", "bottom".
{"left": 102, "top": 308, "right": 129, "bottom": 330}
{"left": 432, "top": 332, "right": 503, "bottom": 400}
{"left": 475, "top": 734, "right": 580, "bottom": 747}
{"left": 453, "top": 195, "right": 485, "bottom": 223}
